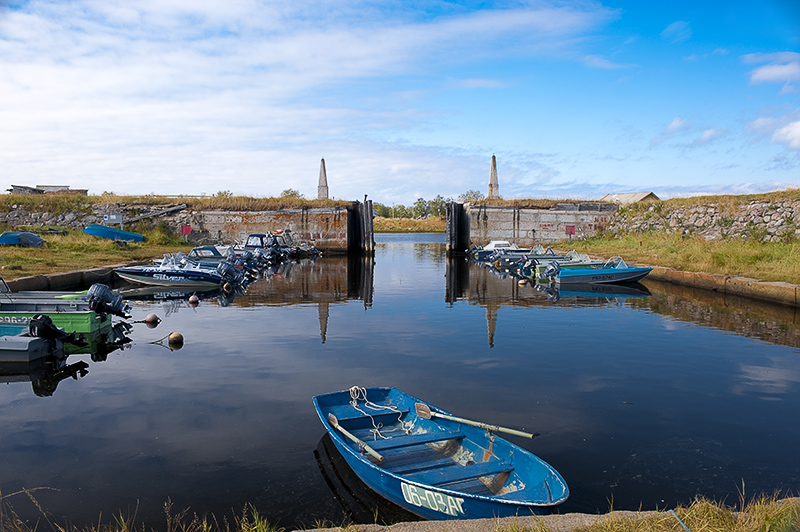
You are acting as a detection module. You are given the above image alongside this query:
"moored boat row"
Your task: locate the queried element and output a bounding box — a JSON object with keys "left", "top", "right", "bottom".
{"left": 113, "top": 229, "right": 320, "bottom": 292}
{"left": 470, "top": 241, "right": 652, "bottom": 285}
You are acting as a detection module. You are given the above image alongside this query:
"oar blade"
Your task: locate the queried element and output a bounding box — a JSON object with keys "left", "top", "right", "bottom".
{"left": 327, "top": 413, "right": 339, "bottom": 427}
{"left": 415, "top": 402, "right": 433, "bottom": 420}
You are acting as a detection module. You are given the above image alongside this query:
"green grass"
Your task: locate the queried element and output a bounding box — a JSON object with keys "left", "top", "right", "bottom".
{"left": 564, "top": 232, "right": 800, "bottom": 284}
{"left": 0, "top": 228, "right": 192, "bottom": 280}
{"left": 373, "top": 217, "right": 446, "bottom": 233}
{"left": 2, "top": 490, "right": 798, "bottom": 532}
{"left": 0, "top": 193, "right": 352, "bottom": 214}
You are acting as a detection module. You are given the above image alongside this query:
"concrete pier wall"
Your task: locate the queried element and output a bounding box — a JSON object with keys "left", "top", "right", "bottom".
{"left": 447, "top": 202, "right": 618, "bottom": 252}
{"left": 177, "top": 202, "right": 373, "bottom": 255}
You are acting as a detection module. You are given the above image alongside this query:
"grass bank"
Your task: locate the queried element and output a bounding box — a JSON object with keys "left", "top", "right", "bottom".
{"left": 0, "top": 193, "right": 351, "bottom": 213}
{"left": 1, "top": 493, "right": 797, "bottom": 532}
{"left": 563, "top": 232, "right": 800, "bottom": 285}
{"left": 0, "top": 228, "right": 191, "bottom": 280}
{"left": 372, "top": 217, "right": 445, "bottom": 232}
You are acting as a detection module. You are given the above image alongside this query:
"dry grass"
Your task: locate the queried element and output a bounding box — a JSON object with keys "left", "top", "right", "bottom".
{"left": 565, "top": 232, "right": 800, "bottom": 284}
{"left": 2, "top": 488, "right": 797, "bottom": 532}
{"left": 0, "top": 229, "right": 191, "bottom": 280}
{"left": 0, "top": 193, "right": 352, "bottom": 214}
{"left": 616, "top": 188, "right": 800, "bottom": 217}
{"left": 0, "top": 491, "right": 281, "bottom": 532}
{"left": 560, "top": 496, "right": 800, "bottom": 532}
{"left": 373, "top": 217, "right": 446, "bottom": 233}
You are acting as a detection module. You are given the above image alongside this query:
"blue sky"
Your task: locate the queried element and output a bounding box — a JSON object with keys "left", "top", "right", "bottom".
{"left": 1, "top": 1, "right": 798, "bottom": 205}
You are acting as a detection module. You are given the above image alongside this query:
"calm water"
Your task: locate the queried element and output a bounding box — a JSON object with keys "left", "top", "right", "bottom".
{"left": 2, "top": 233, "right": 799, "bottom": 529}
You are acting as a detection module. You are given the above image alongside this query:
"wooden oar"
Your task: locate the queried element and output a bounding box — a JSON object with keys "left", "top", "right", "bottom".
{"left": 415, "top": 403, "right": 538, "bottom": 440}
{"left": 327, "top": 413, "right": 384, "bottom": 464}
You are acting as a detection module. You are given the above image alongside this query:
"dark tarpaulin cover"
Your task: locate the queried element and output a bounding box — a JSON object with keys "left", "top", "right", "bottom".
{"left": 0, "top": 231, "right": 47, "bottom": 248}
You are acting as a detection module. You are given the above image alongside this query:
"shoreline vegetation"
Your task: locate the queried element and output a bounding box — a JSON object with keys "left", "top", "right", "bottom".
{"left": 3, "top": 191, "right": 800, "bottom": 530}
{"left": 3, "top": 189, "right": 800, "bottom": 283}
{"left": 4, "top": 189, "right": 800, "bottom": 284}
{"left": 1, "top": 490, "right": 798, "bottom": 532}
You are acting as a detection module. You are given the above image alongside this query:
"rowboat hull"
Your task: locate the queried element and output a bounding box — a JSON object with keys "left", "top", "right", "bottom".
{"left": 83, "top": 224, "right": 145, "bottom": 242}
{"left": 313, "top": 387, "right": 568, "bottom": 520}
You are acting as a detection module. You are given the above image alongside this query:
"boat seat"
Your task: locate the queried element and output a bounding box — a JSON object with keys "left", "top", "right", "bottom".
{"left": 363, "top": 431, "right": 465, "bottom": 451}
{"left": 326, "top": 403, "right": 409, "bottom": 423}
{"left": 404, "top": 459, "right": 514, "bottom": 487}
{"left": 389, "top": 456, "right": 455, "bottom": 476}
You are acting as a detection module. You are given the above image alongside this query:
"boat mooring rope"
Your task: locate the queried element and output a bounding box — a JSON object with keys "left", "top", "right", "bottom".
{"left": 669, "top": 510, "right": 693, "bottom": 532}
{"left": 349, "top": 386, "right": 409, "bottom": 440}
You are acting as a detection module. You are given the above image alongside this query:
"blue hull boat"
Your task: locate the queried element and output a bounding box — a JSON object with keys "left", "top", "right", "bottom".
{"left": 541, "top": 256, "right": 652, "bottom": 284}
{"left": 115, "top": 265, "right": 224, "bottom": 287}
{"left": 84, "top": 224, "right": 145, "bottom": 242}
{"left": 313, "top": 387, "right": 568, "bottom": 520}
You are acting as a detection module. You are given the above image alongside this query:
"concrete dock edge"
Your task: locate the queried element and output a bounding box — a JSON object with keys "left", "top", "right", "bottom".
{"left": 4, "top": 263, "right": 147, "bottom": 292}
{"left": 643, "top": 264, "right": 799, "bottom": 308}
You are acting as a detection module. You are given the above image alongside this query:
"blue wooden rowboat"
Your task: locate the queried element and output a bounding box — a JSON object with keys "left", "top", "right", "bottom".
{"left": 313, "top": 387, "right": 568, "bottom": 520}
{"left": 83, "top": 224, "right": 145, "bottom": 242}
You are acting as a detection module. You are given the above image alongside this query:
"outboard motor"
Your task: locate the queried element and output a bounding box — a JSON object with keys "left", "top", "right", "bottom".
{"left": 216, "top": 261, "right": 238, "bottom": 285}
{"left": 542, "top": 261, "right": 562, "bottom": 280}
{"left": 28, "top": 314, "right": 87, "bottom": 347}
{"left": 87, "top": 283, "right": 132, "bottom": 318}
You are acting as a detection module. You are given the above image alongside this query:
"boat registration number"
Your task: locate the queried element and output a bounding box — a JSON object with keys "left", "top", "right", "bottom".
{"left": 0, "top": 316, "right": 31, "bottom": 324}
{"left": 401, "top": 482, "right": 464, "bottom": 516}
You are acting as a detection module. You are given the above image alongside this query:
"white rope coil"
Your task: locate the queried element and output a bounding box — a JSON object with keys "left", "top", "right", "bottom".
{"left": 349, "top": 386, "right": 409, "bottom": 440}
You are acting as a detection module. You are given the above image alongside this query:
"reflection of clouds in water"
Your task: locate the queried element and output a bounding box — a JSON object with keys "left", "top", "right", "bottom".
{"left": 734, "top": 358, "right": 800, "bottom": 399}
{"left": 660, "top": 317, "right": 684, "bottom": 331}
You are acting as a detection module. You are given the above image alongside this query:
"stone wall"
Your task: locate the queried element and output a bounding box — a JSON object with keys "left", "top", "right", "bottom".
{"left": 607, "top": 198, "right": 800, "bottom": 242}
{"left": 0, "top": 202, "right": 183, "bottom": 231}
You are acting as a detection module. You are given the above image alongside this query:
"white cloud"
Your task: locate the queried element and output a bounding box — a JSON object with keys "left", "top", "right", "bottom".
{"left": 690, "top": 128, "right": 729, "bottom": 147}
{"left": 747, "top": 111, "right": 800, "bottom": 155}
{"left": 666, "top": 117, "right": 688, "bottom": 132}
{"left": 660, "top": 21, "right": 691, "bottom": 43}
{"left": 743, "top": 52, "right": 800, "bottom": 94}
{"left": 773, "top": 121, "right": 800, "bottom": 153}
{"left": 650, "top": 117, "right": 688, "bottom": 146}
{"left": 582, "top": 54, "right": 635, "bottom": 69}
{"left": 750, "top": 62, "right": 800, "bottom": 84}
{"left": 0, "top": 0, "right": 621, "bottom": 200}
{"left": 452, "top": 78, "right": 505, "bottom": 89}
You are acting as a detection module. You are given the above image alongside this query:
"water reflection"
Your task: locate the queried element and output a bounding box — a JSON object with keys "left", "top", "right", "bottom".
{"left": 1, "top": 321, "right": 133, "bottom": 396}
{"left": 3, "top": 236, "right": 800, "bottom": 529}
{"left": 447, "top": 257, "right": 654, "bottom": 347}
{"left": 631, "top": 279, "right": 800, "bottom": 349}
{"left": 314, "top": 433, "right": 420, "bottom": 526}
{"left": 447, "top": 255, "right": 800, "bottom": 353}
{"left": 0, "top": 352, "right": 88, "bottom": 397}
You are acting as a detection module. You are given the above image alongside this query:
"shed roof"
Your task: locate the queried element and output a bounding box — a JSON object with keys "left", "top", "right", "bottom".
{"left": 599, "top": 192, "right": 660, "bottom": 205}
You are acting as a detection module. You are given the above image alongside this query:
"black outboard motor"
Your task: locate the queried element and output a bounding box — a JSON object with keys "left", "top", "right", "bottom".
{"left": 542, "top": 261, "right": 561, "bottom": 280}
{"left": 28, "top": 314, "right": 87, "bottom": 347}
{"left": 216, "top": 261, "right": 239, "bottom": 285}
{"left": 87, "top": 283, "right": 132, "bottom": 318}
